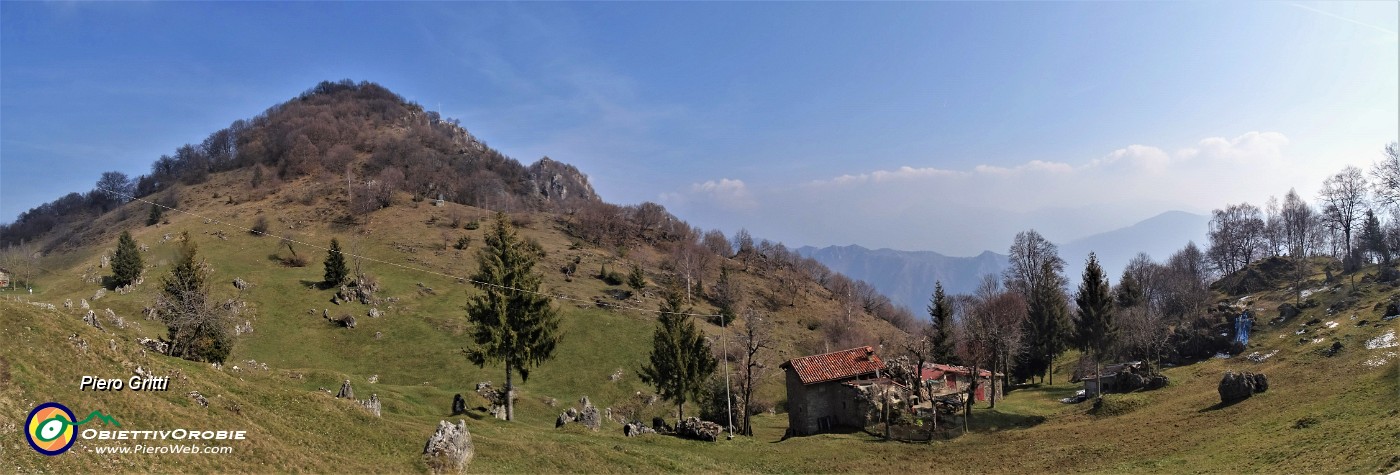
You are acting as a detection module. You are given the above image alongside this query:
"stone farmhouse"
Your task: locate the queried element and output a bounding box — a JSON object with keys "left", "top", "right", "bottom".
{"left": 781, "top": 346, "right": 904, "bottom": 436}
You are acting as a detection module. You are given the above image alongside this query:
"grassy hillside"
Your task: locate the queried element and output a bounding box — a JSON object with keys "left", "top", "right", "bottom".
{"left": 3, "top": 170, "right": 1398, "bottom": 473}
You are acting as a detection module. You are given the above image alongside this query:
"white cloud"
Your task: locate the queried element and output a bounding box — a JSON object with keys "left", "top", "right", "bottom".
{"left": 1179, "top": 131, "right": 1289, "bottom": 162}
{"left": 662, "top": 178, "right": 755, "bottom": 210}
{"left": 663, "top": 131, "right": 1377, "bottom": 255}
{"left": 812, "top": 166, "right": 961, "bottom": 186}
{"left": 1093, "top": 144, "right": 1172, "bottom": 173}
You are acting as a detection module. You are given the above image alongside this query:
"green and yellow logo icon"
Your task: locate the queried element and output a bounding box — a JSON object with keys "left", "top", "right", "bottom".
{"left": 26, "top": 402, "right": 77, "bottom": 455}
{"left": 25, "top": 402, "right": 120, "bottom": 456}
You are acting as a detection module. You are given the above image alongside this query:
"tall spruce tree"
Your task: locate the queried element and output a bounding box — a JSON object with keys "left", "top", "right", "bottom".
{"left": 110, "top": 230, "right": 143, "bottom": 288}
{"left": 927, "top": 282, "right": 957, "bottom": 364}
{"left": 640, "top": 288, "right": 718, "bottom": 422}
{"left": 1074, "top": 252, "right": 1116, "bottom": 397}
{"left": 464, "top": 213, "right": 561, "bottom": 421}
{"left": 324, "top": 238, "right": 349, "bottom": 287}
{"left": 147, "top": 203, "right": 162, "bottom": 226}
{"left": 1025, "top": 260, "right": 1071, "bottom": 384}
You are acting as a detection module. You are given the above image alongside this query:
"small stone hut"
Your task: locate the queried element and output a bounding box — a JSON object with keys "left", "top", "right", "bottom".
{"left": 780, "top": 346, "right": 888, "bottom": 436}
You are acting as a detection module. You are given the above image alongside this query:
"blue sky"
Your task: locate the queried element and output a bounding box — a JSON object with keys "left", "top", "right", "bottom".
{"left": 3, "top": 2, "right": 1396, "bottom": 255}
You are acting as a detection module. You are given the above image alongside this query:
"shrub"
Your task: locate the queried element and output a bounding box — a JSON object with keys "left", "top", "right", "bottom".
{"left": 251, "top": 216, "right": 269, "bottom": 236}
{"left": 455, "top": 236, "right": 472, "bottom": 250}
{"left": 598, "top": 264, "right": 624, "bottom": 286}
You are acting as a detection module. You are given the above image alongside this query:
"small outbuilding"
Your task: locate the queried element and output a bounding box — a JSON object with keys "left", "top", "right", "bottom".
{"left": 919, "top": 363, "right": 1000, "bottom": 402}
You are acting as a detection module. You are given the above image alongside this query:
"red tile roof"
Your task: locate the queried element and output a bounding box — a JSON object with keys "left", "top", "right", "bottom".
{"left": 921, "top": 363, "right": 993, "bottom": 380}
{"left": 781, "top": 346, "right": 886, "bottom": 385}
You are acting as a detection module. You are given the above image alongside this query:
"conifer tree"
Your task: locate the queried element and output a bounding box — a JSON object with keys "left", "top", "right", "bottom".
{"left": 147, "top": 203, "right": 162, "bottom": 226}
{"left": 1074, "top": 252, "right": 1116, "bottom": 397}
{"left": 1025, "top": 261, "right": 1071, "bottom": 384}
{"left": 640, "top": 288, "right": 718, "bottom": 421}
{"left": 927, "top": 282, "right": 957, "bottom": 364}
{"left": 464, "top": 213, "right": 561, "bottom": 421}
{"left": 159, "top": 232, "right": 233, "bottom": 363}
{"left": 324, "top": 238, "right": 349, "bottom": 287}
{"left": 110, "top": 230, "right": 143, "bottom": 288}
{"left": 628, "top": 263, "right": 646, "bottom": 292}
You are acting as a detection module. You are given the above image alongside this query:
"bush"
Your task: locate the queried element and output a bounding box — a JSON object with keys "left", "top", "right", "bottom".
{"left": 455, "top": 236, "right": 472, "bottom": 250}
{"left": 251, "top": 216, "right": 269, "bottom": 236}
{"left": 598, "top": 264, "right": 624, "bottom": 286}
{"left": 464, "top": 219, "right": 480, "bottom": 230}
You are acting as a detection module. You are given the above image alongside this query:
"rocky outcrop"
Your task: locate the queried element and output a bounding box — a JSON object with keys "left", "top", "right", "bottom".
{"left": 578, "top": 397, "right": 601, "bottom": 431}
{"left": 188, "top": 391, "right": 209, "bottom": 407}
{"left": 336, "top": 379, "right": 354, "bottom": 399}
{"left": 623, "top": 422, "right": 656, "bottom": 437}
{"left": 137, "top": 337, "right": 168, "bottom": 354}
{"left": 652, "top": 416, "right": 673, "bottom": 434}
{"left": 554, "top": 396, "right": 601, "bottom": 431}
{"left": 676, "top": 417, "right": 723, "bottom": 442}
{"left": 233, "top": 278, "right": 252, "bottom": 290}
{"left": 1219, "top": 371, "right": 1268, "bottom": 404}
{"left": 82, "top": 310, "right": 103, "bottom": 330}
{"left": 359, "top": 393, "right": 381, "bottom": 417}
{"left": 475, "top": 382, "right": 515, "bottom": 420}
{"left": 423, "top": 420, "right": 474, "bottom": 475}
{"left": 528, "top": 157, "right": 598, "bottom": 205}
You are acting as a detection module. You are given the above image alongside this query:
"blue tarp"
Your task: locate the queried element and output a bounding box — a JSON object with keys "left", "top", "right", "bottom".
{"left": 1235, "top": 312, "right": 1252, "bottom": 345}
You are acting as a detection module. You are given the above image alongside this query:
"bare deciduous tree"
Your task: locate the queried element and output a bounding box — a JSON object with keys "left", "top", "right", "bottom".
{"left": 1319, "top": 165, "right": 1368, "bottom": 260}
{"left": 1207, "top": 202, "right": 1266, "bottom": 275}
{"left": 736, "top": 308, "right": 772, "bottom": 436}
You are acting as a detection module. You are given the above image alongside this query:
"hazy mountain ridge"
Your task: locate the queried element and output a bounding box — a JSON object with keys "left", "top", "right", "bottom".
{"left": 799, "top": 210, "right": 1209, "bottom": 311}
{"left": 795, "top": 245, "right": 1009, "bottom": 312}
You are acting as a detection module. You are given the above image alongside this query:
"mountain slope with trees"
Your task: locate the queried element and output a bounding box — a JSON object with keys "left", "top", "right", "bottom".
{"left": 1, "top": 81, "right": 1396, "bottom": 472}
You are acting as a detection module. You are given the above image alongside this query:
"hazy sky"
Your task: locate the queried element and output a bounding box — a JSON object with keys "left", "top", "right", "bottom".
{"left": 3, "top": 2, "right": 1396, "bottom": 255}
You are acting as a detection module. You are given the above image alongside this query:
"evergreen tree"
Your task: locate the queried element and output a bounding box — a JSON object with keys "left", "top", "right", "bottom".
{"left": 1074, "top": 252, "right": 1116, "bottom": 397}
{"left": 1361, "top": 209, "right": 1390, "bottom": 264}
{"left": 713, "top": 265, "right": 740, "bottom": 326}
{"left": 324, "top": 238, "right": 349, "bottom": 287}
{"left": 1116, "top": 270, "right": 1143, "bottom": 309}
{"left": 640, "top": 288, "right": 718, "bottom": 421}
{"left": 159, "top": 232, "right": 233, "bottom": 363}
{"left": 1023, "top": 261, "right": 1071, "bottom": 384}
{"left": 464, "top": 213, "right": 562, "bottom": 422}
{"left": 147, "top": 203, "right": 162, "bottom": 226}
{"left": 110, "top": 230, "right": 143, "bottom": 288}
{"left": 627, "top": 263, "right": 646, "bottom": 292}
{"left": 927, "top": 282, "right": 957, "bottom": 364}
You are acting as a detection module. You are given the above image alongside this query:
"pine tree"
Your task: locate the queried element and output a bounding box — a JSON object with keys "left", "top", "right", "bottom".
{"left": 1025, "top": 261, "right": 1070, "bottom": 384}
{"left": 147, "top": 203, "right": 162, "bottom": 226}
{"left": 1074, "top": 252, "right": 1115, "bottom": 397}
{"left": 110, "top": 230, "right": 143, "bottom": 288}
{"left": 159, "top": 232, "right": 233, "bottom": 363}
{"left": 927, "top": 282, "right": 956, "bottom": 364}
{"left": 1116, "top": 271, "right": 1143, "bottom": 309}
{"left": 640, "top": 288, "right": 718, "bottom": 422}
{"left": 324, "top": 238, "right": 349, "bottom": 287}
{"left": 464, "top": 213, "right": 562, "bottom": 422}
{"left": 627, "top": 263, "right": 646, "bottom": 292}
{"left": 1361, "top": 209, "right": 1390, "bottom": 264}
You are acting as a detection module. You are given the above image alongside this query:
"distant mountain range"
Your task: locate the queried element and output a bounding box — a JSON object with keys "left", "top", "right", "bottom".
{"left": 794, "top": 245, "right": 1009, "bottom": 313}
{"left": 798, "top": 210, "right": 1209, "bottom": 314}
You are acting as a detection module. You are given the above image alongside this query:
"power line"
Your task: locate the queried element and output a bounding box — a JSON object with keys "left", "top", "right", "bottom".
{"left": 98, "top": 187, "right": 721, "bottom": 318}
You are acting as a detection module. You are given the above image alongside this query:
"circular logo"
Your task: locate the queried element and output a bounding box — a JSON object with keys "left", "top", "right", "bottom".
{"left": 26, "top": 402, "right": 77, "bottom": 456}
